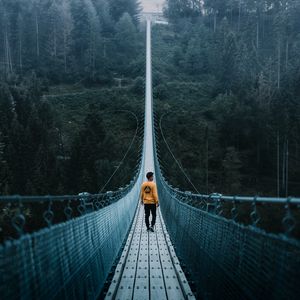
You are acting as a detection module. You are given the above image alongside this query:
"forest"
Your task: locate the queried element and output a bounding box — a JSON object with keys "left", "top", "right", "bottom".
{"left": 0, "top": 0, "right": 144, "bottom": 195}
{"left": 157, "top": 0, "right": 300, "bottom": 196}
{"left": 0, "top": 0, "right": 299, "bottom": 197}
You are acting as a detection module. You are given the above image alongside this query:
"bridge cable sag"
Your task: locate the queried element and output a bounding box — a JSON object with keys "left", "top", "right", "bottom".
{"left": 158, "top": 113, "right": 200, "bottom": 194}
{"left": 98, "top": 110, "right": 140, "bottom": 193}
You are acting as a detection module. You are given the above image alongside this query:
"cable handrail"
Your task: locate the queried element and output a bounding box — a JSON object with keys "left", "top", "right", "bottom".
{"left": 98, "top": 110, "right": 140, "bottom": 193}
{"left": 156, "top": 112, "right": 300, "bottom": 205}
{"left": 166, "top": 183, "right": 300, "bottom": 204}
{"left": 159, "top": 112, "right": 200, "bottom": 194}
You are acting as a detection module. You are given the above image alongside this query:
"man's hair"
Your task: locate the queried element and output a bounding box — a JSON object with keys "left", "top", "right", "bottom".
{"left": 146, "top": 172, "right": 154, "bottom": 179}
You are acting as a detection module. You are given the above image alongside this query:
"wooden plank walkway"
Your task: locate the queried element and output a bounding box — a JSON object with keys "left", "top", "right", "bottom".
{"left": 105, "top": 204, "right": 195, "bottom": 300}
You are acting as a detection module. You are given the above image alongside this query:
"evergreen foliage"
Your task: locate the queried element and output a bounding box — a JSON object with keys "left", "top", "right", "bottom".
{"left": 0, "top": 0, "right": 142, "bottom": 83}
{"left": 155, "top": 0, "right": 300, "bottom": 196}
{"left": 0, "top": 0, "right": 299, "bottom": 198}
{"left": 0, "top": 75, "right": 61, "bottom": 194}
{"left": 0, "top": 0, "right": 143, "bottom": 195}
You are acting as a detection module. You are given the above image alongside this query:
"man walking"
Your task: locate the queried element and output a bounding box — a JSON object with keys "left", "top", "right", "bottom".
{"left": 140, "top": 171, "right": 159, "bottom": 232}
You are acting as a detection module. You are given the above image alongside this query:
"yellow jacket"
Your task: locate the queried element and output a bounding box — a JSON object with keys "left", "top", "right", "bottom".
{"left": 140, "top": 181, "right": 159, "bottom": 205}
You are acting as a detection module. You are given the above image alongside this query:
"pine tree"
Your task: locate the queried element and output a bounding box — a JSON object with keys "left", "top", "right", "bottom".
{"left": 109, "top": 0, "right": 141, "bottom": 25}
{"left": 166, "top": 0, "right": 201, "bottom": 20}
{"left": 223, "top": 146, "right": 242, "bottom": 194}
{"left": 0, "top": 130, "right": 8, "bottom": 194}
{"left": 68, "top": 109, "right": 106, "bottom": 193}
{"left": 113, "top": 12, "right": 138, "bottom": 75}
{"left": 69, "top": 0, "right": 102, "bottom": 80}
{"left": 0, "top": 83, "right": 15, "bottom": 134}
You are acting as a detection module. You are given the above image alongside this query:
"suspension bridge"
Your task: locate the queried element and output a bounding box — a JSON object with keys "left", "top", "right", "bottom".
{"left": 1, "top": 19, "right": 300, "bottom": 300}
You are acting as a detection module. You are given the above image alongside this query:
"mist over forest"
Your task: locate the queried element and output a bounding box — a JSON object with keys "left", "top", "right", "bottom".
{"left": 0, "top": 0, "right": 299, "bottom": 197}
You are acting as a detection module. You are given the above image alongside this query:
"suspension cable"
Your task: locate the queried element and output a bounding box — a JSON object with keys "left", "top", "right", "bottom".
{"left": 98, "top": 110, "right": 140, "bottom": 193}
{"left": 158, "top": 112, "right": 200, "bottom": 194}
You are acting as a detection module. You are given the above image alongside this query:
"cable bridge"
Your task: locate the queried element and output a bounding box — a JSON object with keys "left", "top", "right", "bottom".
{"left": 1, "top": 20, "right": 300, "bottom": 300}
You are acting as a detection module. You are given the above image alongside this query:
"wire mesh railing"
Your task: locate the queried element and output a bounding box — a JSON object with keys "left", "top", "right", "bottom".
{"left": 0, "top": 184, "right": 132, "bottom": 242}
{"left": 2, "top": 17, "right": 300, "bottom": 300}
{"left": 0, "top": 110, "right": 144, "bottom": 243}
{"left": 153, "top": 109, "right": 300, "bottom": 299}
{"left": 0, "top": 162, "right": 142, "bottom": 300}
{"left": 156, "top": 168, "right": 300, "bottom": 300}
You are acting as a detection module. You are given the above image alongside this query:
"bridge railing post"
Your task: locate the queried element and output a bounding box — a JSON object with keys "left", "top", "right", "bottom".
{"left": 11, "top": 196, "right": 26, "bottom": 237}
{"left": 43, "top": 197, "right": 54, "bottom": 227}
{"left": 282, "top": 197, "right": 296, "bottom": 237}
{"left": 230, "top": 196, "right": 238, "bottom": 221}
{"left": 250, "top": 196, "right": 260, "bottom": 227}
{"left": 64, "top": 200, "right": 73, "bottom": 220}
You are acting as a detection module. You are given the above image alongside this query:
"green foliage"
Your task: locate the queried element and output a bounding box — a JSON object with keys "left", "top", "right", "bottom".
{"left": 0, "top": 0, "right": 142, "bottom": 83}
{"left": 0, "top": 78, "right": 143, "bottom": 195}
{"left": 113, "top": 13, "right": 138, "bottom": 74}
{"left": 49, "top": 86, "right": 143, "bottom": 194}
{"left": 165, "top": 0, "right": 202, "bottom": 19}
{"left": 0, "top": 76, "right": 61, "bottom": 195}
{"left": 0, "top": 0, "right": 144, "bottom": 195}
{"left": 222, "top": 146, "right": 242, "bottom": 194}
{"left": 0, "top": 0, "right": 299, "bottom": 199}
{"left": 155, "top": 1, "right": 300, "bottom": 196}
{"left": 67, "top": 110, "right": 105, "bottom": 192}
{"left": 109, "top": 0, "right": 141, "bottom": 24}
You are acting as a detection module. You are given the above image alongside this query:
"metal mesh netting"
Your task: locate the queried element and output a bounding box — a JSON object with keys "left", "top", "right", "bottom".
{"left": 0, "top": 183, "right": 140, "bottom": 300}
{"left": 157, "top": 178, "right": 300, "bottom": 300}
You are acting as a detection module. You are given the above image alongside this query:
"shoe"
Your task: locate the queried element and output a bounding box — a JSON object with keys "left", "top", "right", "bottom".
{"left": 149, "top": 226, "right": 154, "bottom": 232}
{"left": 147, "top": 227, "right": 150, "bottom": 231}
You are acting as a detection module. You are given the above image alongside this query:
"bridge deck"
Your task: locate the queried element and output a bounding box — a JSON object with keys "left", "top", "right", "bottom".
{"left": 105, "top": 204, "right": 195, "bottom": 300}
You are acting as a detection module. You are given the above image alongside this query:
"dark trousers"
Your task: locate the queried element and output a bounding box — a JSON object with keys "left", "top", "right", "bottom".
{"left": 144, "top": 204, "right": 156, "bottom": 229}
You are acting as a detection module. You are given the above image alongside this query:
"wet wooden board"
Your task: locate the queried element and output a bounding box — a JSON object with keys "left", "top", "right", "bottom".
{"left": 104, "top": 204, "right": 196, "bottom": 300}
